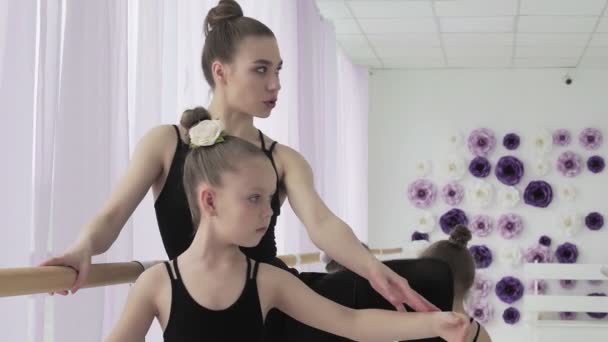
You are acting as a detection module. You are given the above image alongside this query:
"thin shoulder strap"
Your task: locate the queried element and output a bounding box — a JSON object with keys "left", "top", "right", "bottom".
{"left": 268, "top": 141, "right": 278, "bottom": 154}
{"left": 472, "top": 321, "right": 481, "bottom": 342}
{"left": 171, "top": 258, "right": 182, "bottom": 280}
{"left": 249, "top": 258, "right": 260, "bottom": 280}
{"left": 257, "top": 130, "right": 267, "bottom": 151}
{"left": 172, "top": 124, "right": 186, "bottom": 150}
{"left": 164, "top": 261, "right": 178, "bottom": 280}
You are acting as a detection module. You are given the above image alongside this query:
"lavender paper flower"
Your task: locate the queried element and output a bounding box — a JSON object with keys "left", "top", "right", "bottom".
{"left": 503, "top": 133, "right": 520, "bottom": 150}
{"left": 585, "top": 212, "right": 604, "bottom": 231}
{"left": 539, "top": 235, "right": 552, "bottom": 247}
{"left": 439, "top": 208, "right": 469, "bottom": 234}
{"left": 470, "top": 215, "right": 494, "bottom": 237}
{"left": 468, "top": 128, "right": 496, "bottom": 157}
{"left": 579, "top": 128, "right": 603, "bottom": 150}
{"left": 466, "top": 299, "right": 494, "bottom": 324}
{"left": 560, "top": 312, "right": 577, "bottom": 320}
{"left": 496, "top": 276, "right": 524, "bottom": 304}
{"left": 411, "top": 231, "right": 429, "bottom": 241}
{"left": 472, "top": 274, "right": 493, "bottom": 298}
{"left": 408, "top": 179, "right": 437, "bottom": 209}
{"left": 559, "top": 279, "right": 577, "bottom": 290}
{"left": 495, "top": 156, "right": 525, "bottom": 186}
{"left": 525, "top": 245, "right": 552, "bottom": 263}
{"left": 469, "top": 157, "right": 492, "bottom": 178}
{"left": 557, "top": 151, "right": 583, "bottom": 177}
{"left": 523, "top": 180, "right": 553, "bottom": 208}
{"left": 555, "top": 242, "right": 578, "bottom": 264}
{"left": 469, "top": 245, "right": 493, "bottom": 269}
{"left": 497, "top": 213, "right": 524, "bottom": 239}
{"left": 503, "top": 307, "right": 520, "bottom": 325}
{"left": 587, "top": 155, "right": 605, "bottom": 174}
{"left": 442, "top": 182, "right": 465, "bottom": 206}
{"left": 553, "top": 129, "right": 571, "bottom": 147}
{"left": 587, "top": 293, "right": 608, "bottom": 319}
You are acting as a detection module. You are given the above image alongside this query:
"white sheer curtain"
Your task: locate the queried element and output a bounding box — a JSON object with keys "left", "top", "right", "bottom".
{"left": 0, "top": 1, "right": 369, "bottom": 341}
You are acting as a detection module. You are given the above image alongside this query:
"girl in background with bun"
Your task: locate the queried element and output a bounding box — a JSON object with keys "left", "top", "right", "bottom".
{"left": 421, "top": 225, "right": 493, "bottom": 342}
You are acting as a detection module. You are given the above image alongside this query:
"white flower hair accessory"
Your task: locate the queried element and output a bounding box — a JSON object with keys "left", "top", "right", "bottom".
{"left": 189, "top": 120, "right": 225, "bottom": 148}
{"left": 415, "top": 160, "right": 432, "bottom": 177}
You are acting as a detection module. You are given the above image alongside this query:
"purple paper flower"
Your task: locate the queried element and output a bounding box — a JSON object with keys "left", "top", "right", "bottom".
{"left": 529, "top": 280, "right": 548, "bottom": 295}
{"left": 470, "top": 215, "right": 494, "bottom": 237}
{"left": 525, "top": 245, "right": 552, "bottom": 263}
{"left": 539, "top": 235, "right": 552, "bottom": 247}
{"left": 469, "top": 157, "right": 492, "bottom": 178}
{"left": 579, "top": 128, "right": 603, "bottom": 150}
{"left": 560, "top": 279, "right": 577, "bottom": 290}
{"left": 442, "top": 182, "right": 465, "bottom": 206}
{"left": 587, "top": 293, "right": 607, "bottom": 318}
{"left": 411, "top": 231, "right": 429, "bottom": 241}
{"left": 585, "top": 212, "right": 604, "bottom": 231}
{"left": 439, "top": 208, "right": 469, "bottom": 235}
{"left": 469, "top": 245, "right": 493, "bottom": 269}
{"left": 557, "top": 151, "right": 583, "bottom": 177}
{"left": 496, "top": 276, "right": 524, "bottom": 304}
{"left": 523, "top": 180, "right": 553, "bottom": 208}
{"left": 553, "top": 129, "right": 571, "bottom": 147}
{"left": 468, "top": 128, "right": 496, "bottom": 157}
{"left": 497, "top": 213, "right": 524, "bottom": 239}
{"left": 503, "top": 133, "right": 520, "bottom": 150}
{"left": 466, "top": 299, "right": 494, "bottom": 324}
{"left": 560, "top": 312, "right": 577, "bottom": 320}
{"left": 503, "top": 307, "right": 520, "bottom": 325}
{"left": 407, "top": 179, "right": 437, "bottom": 209}
{"left": 555, "top": 242, "right": 578, "bottom": 264}
{"left": 472, "top": 274, "right": 493, "bottom": 298}
{"left": 495, "top": 156, "right": 525, "bottom": 186}
{"left": 587, "top": 155, "right": 605, "bottom": 174}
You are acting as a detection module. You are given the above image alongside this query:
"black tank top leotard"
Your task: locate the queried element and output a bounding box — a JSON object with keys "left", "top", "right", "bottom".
{"left": 154, "top": 125, "right": 280, "bottom": 261}
{"left": 162, "top": 257, "right": 264, "bottom": 341}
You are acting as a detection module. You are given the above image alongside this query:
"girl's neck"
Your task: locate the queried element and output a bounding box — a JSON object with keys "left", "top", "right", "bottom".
{"left": 179, "top": 221, "right": 242, "bottom": 268}
{"left": 208, "top": 96, "right": 259, "bottom": 144}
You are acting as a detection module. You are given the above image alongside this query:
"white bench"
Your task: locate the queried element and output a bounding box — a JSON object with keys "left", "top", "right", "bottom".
{"left": 523, "top": 263, "right": 608, "bottom": 342}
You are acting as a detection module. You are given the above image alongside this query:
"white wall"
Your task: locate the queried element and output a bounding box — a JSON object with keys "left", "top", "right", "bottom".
{"left": 369, "top": 68, "right": 608, "bottom": 342}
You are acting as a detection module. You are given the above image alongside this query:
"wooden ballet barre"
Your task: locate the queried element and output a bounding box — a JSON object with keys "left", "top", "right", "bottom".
{"left": 0, "top": 261, "right": 162, "bottom": 298}
{"left": 0, "top": 247, "right": 403, "bottom": 297}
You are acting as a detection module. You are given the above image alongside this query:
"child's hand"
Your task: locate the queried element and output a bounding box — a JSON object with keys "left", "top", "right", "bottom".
{"left": 432, "top": 312, "right": 471, "bottom": 342}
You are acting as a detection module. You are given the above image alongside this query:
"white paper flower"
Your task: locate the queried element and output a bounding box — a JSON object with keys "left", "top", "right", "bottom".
{"left": 189, "top": 120, "right": 224, "bottom": 147}
{"left": 445, "top": 156, "right": 466, "bottom": 180}
{"left": 559, "top": 184, "right": 576, "bottom": 202}
{"left": 497, "top": 186, "right": 520, "bottom": 208}
{"left": 415, "top": 160, "right": 432, "bottom": 177}
{"left": 532, "top": 129, "right": 553, "bottom": 155}
{"left": 499, "top": 245, "right": 523, "bottom": 268}
{"left": 559, "top": 212, "right": 583, "bottom": 237}
{"left": 448, "top": 131, "right": 463, "bottom": 149}
{"left": 468, "top": 180, "right": 494, "bottom": 208}
{"left": 414, "top": 211, "right": 435, "bottom": 233}
{"left": 533, "top": 159, "right": 551, "bottom": 176}
{"left": 408, "top": 240, "right": 431, "bottom": 257}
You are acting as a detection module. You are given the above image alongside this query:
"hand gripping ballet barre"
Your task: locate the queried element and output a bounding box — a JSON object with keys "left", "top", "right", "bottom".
{"left": 0, "top": 248, "right": 403, "bottom": 298}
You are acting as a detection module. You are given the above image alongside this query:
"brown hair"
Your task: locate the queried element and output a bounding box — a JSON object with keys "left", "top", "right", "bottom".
{"left": 182, "top": 106, "right": 268, "bottom": 227}
{"left": 202, "top": 0, "right": 275, "bottom": 88}
{"left": 420, "top": 225, "right": 475, "bottom": 296}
